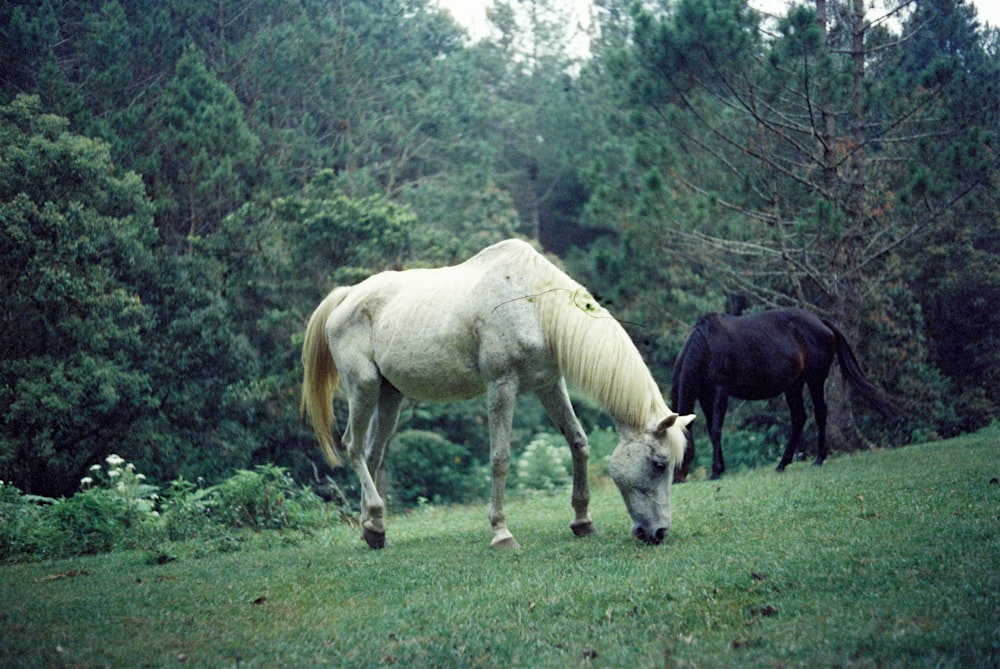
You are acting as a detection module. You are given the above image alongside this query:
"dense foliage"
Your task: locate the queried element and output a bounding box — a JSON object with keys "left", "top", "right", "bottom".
{"left": 1, "top": 0, "right": 997, "bottom": 501}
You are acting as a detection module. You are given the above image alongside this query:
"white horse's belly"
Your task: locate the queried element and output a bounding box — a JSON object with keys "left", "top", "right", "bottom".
{"left": 378, "top": 347, "right": 487, "bottom": 402}
{"left": 371, "top": 307, "right": 488, "bottom": 401}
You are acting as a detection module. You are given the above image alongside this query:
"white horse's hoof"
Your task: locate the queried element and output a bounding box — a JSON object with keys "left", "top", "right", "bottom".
{"left": 491, "top": 536, "right": 520, "bottom": 550}
{"left": 363, "top": 527, "right": 386, "bottom": 549}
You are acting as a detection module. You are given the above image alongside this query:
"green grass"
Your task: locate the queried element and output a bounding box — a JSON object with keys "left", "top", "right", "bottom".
{"left": 2, "top": 427, "right": 999, "bottom": 668}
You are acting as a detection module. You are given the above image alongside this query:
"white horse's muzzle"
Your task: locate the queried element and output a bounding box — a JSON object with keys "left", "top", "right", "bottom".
{"left": 632, "top": 522, "right": 669, "bottom": 545}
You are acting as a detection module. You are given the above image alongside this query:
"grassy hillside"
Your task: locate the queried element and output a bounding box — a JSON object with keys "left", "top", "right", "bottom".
{"left": 2, "top": 427, "right": 998, "bottom": 668}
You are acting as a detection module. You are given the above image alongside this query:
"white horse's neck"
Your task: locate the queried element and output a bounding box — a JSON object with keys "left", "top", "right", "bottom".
{"left": 535, "top": 283, "right": 668, "bottom": 431}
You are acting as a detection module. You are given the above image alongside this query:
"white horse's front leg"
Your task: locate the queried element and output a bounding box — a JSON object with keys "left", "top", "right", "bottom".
{"left": 487, "top": 379, "right": 519, "bottom": 549}
{"left": 537, "top": 382, "right": 594, "bottom": 537}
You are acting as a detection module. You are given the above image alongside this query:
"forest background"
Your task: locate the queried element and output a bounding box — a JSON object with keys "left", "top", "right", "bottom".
{"left": 1, "top": 0, "right": 998, "bottom": 503}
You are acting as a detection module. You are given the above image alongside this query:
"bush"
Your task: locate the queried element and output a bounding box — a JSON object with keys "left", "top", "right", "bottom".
{"left": 0, "top": 454, "right": 163, "bottom": 560}
{"left": 41, "top": 491, "right": 134, "bottom": 556}
{"left": 701, "top": 424, "right": 786, "bottom": 474}
{"left": 0, "top": 480, "right": 53, "bottom": 560}
{"left": 587, "top": 427, "right": 619, "bottom": 477}
{"left": 204, "top": 464, "right": 323, "bottom": 531}
{"left": 0, "top": 460, "right": 328, "bottom": 562}
{"left": 387, "top": 430, "right": 484, "bottom": 507}
{"left": 159, "top": 476, "right": 215, "bottom": 541}
{"left": 52, "top": 455, "right": 162, "bottom": 556}
{"left": 515, "top": 433, "right": 572, "bottom": 495}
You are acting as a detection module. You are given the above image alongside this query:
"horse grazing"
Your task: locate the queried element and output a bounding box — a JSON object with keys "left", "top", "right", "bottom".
{"left": 671, "top": 308, "right": 899, "bottom": 481}
{"left": 301, "top": 239, "right": 694, "bottom": 549}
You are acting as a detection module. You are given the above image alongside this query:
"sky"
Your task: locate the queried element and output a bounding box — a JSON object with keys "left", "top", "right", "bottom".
{"left": 435, "top": 0, "right": 1000, "bottom": 43}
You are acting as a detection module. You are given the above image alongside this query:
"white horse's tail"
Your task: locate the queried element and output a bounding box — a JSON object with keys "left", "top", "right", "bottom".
{"left": 301, "top": 287, "right": 352, "bottom": 468}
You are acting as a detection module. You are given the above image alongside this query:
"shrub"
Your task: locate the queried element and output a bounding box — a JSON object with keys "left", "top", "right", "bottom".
{"left": 515, "top": 433, "right": 572, "bottom": 495}
{"left": 388, "top": 430, "right": 484, "bottom": 507}
{"left": 587, "top": 427, "right": 618, "bottom": 477}
{"left": 0, "top": 480, "right": 54, "bottom": 560}
{"left": 159, "top": 476, "right": 215, "bottom": 541}
{"left": 26, "top": 454, "right": 162, "bottom": 559}
{"left": 41, "top": 491, "right": 133, "bottom": 556}
{"left": 205, "top": 464, "right": 323, "bottom": 531}
{"left": 711, "top": 423, "right": 786, "bottom": 473}
{"left": 0, "top": 460, "right": 330, "bottom": 562}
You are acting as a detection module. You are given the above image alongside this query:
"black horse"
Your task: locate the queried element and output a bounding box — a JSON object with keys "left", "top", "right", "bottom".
{"left": 671, "top": 308, "right": 899, "bottom": 480}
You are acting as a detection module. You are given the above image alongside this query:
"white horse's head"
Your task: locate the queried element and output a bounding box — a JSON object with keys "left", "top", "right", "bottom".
{"left": 609, "top": 413, "right": 695, "bottom": 544}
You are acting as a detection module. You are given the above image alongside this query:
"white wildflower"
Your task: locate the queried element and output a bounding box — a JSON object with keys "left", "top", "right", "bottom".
{"left": 106, "top": 454, "right": 125, "bottom": 467}
{"left": 80, "top": 477, "right": 93, "bottom": 487}
{"left": 109, "top": 469, "right": 121, "bottom": 478}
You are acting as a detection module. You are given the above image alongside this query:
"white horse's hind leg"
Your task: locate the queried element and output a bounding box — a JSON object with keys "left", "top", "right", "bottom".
{"left": 342, "top": 373, "right": 389, "bottom": 548}
{"left": 486, "top": 378, "right": 519, "bottom": 549}
{"left": 364, "top": 381, "right": 404, "bottom": 527}
{"left": 537, "top": 381, "right": 594, "bottom": 537}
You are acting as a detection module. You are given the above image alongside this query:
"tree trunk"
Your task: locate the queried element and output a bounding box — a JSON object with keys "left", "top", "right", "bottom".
{"left": 825, "top": 0, "right": 869, "bottom": 453}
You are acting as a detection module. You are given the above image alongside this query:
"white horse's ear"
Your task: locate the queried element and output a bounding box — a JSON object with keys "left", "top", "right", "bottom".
{"left": 655, "top": 414, "right": 677, "bottom": 437}
{"left": 655, "top": 413, "right": 695, "bottom": 437}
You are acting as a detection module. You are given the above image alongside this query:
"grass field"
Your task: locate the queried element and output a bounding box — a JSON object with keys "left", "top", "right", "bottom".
{"left": 2, "top": 426, "right": 998, "bottom": 668}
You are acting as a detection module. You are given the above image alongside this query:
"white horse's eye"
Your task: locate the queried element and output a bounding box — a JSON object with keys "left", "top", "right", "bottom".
{"left": 651, "top": 460, "right": 668, "bottom": 474}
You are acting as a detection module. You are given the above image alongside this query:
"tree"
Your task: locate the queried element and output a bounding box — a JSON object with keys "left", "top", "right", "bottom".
{"left": 481, "top": 0, "right": 603, "bottom": 249}
{"left": 889, "top": 0, "right": 1000, "bottom": 426}
{"left": 149, "top": 45, "right": 260, "bottom": 244}
{"left": 605, "top": 0, "right": 998, "bottom": 448}
{"left": 0, "top": 95, "right": 158, "bottom": 495}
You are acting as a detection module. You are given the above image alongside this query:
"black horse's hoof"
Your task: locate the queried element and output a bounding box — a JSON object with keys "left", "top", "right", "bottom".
{"left": 363, "top": 528, "right": 386, "bottom": 549}
{"left": 812, "top": 458, "right": 825, "bottom": 467}
{"left": 775, "top": 464, "right": 787, "bottom": 473}
{"left": 570, "top": 521, "right": 596, "bottom": 537}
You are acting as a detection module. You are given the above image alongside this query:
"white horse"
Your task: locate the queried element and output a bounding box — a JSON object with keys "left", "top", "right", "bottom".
{"left": 301, "top": 239, "right": 694, "bottom": 549}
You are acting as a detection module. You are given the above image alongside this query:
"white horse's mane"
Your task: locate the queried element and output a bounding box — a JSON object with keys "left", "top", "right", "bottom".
{"left": 511, "top": 243, "right": 669, "bottom": 430}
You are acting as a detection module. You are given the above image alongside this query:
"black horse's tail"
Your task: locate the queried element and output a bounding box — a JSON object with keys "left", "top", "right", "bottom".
{"left": 823, "top": 318, "right": 901, "bottom": 418}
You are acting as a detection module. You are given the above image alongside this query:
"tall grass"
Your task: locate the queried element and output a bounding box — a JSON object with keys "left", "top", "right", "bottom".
{"left": 1, "top": 427, "right": 998, "bottom": 668}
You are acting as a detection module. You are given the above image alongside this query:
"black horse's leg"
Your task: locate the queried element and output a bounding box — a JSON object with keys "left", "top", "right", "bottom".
{"left": 777, "top": 383, "right": 807, "bottom": 472}
{"left": 709, "top": 389, "right": 728, "bottom": 480}
{"left": 808, "top": 377, "right": 828, "bottom": 466}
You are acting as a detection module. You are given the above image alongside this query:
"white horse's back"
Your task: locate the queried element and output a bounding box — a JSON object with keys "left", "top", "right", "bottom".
{"left": 326, "top": 239, "right": 574, "bottom": 402}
